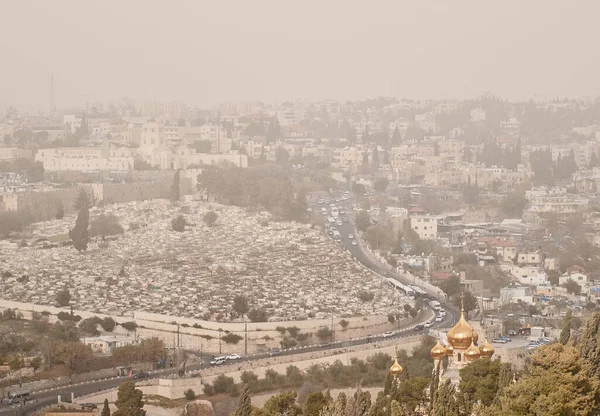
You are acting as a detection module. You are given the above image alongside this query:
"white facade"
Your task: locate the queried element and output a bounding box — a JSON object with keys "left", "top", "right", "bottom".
{"left": 410, "top": 216, "right": 442, "bottom": 240}
{"left": 559, "top": 272, "right": 589, "bottom": 286}
{"left": 81, "top": 335, "right": 139, "bottom": 353}
{"left": 35, "top": 147, "right": 134, "bottom": 172}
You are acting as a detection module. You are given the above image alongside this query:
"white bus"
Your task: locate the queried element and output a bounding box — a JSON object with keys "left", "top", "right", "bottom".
{"left": 8, "top": 390, "right": 31, "bottom": 404}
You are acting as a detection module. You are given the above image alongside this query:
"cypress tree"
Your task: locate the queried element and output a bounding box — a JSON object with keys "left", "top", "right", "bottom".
{"left": 560, "top": 309, "right": 573, "bottom": 345}
{"left": 170, "top": 170, "right": 180, "bottom": 203}
{"left": 430, "top": 360, "right": 441, "bottom": 412}
{"left": 234, "top": 384, "right": 252, "bottom": 416}
{"left": 383, "top": 371, "right": 394, "bottom": 395}
{"left": 101, "top": 398, "right": 110, "bottom": 416}
{"left": 578, "top": 312, "right": 600, "bottom": 378}
{"left": 432, "top": 380, "right": 459, "bottom": 416}
{"left": 69, "top": 190, "right": 89, "bottom": 251}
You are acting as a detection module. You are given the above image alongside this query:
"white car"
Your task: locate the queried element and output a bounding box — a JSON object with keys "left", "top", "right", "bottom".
{"left": 424, "top": 321, "right": 433, "bottom": 328}
{"left": 226, "top": 354, "right": 241, "bottom": 360}
{"left": 348, "top": 233, "right": 354, "bottom": 239}
{"left": 351, "top": 240, "right": 357, "bottom": 246}
{"left": 210, "top": 358, "right": 225, "bottom": 365}
{"left": 439, "top": 309, "right": 446, "bottom": 317}
{"left": 435, "top": 315, "right": 443, "bottom": 322}
{"left": 381, "top": 331, "right": 395, "bottom": 338}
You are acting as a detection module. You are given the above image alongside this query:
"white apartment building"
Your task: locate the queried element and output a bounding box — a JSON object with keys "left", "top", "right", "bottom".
{"left": 470, "top": 108, "right": 486, "bottom": 122}
{"left": 332, "top": 146, "right": 366, "bottom": 170}
{"left": 499, "top": 285, "right": 533, "bottom": 305}
{"left": 0, "top": 148, "right": 32, "bottom": 160}
{"left": 35, "top": 147, "right": 134, "bottom": 172}
{"left": 410, "top": 215, "right": 443, "bottom": 240}
{"left": 277, "top": 108, "right": 305, "bottom": 126}
{"left": 63, "top": 115, "right": 82, "bottom": 134}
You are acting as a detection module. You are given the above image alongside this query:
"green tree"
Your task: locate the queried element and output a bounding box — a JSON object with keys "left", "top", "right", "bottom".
{"left": 184, "top": 389, "right": 196, "bottom": 400}
{"left": 560, "top": 309, "right": 573, "bottom": 345}
{"left": 235, "top": 384, "right": 252, "bottom": 416}
{"left": 258, "top": 390, "right": 301, "bottom": 416}
{"left": 303, "top": 391, "right": 327, "bottom": 416}
{"left": 459, "top": 358, "right": 502, "bottom": 406}
{"left": 390, "top": 400, "right": 404, "bottom": 416}
{"left": 497, "top": 343, "right": 600, "bottom": 415}
{"left": 69, "top": 190, "right": 89, "bottom": 251}
{"left": 171, "top": 215, "right": 186, "bottom": 232}
{"left": 453, "top": 291, "right": 477, "bottom": 315}
{"left": 101, "top": 399, "right": 111, "bottom": 416}
{"left": 578, "top": 312, "right": 600, "bottom": 378}
{"left": 73, "top": 189, "right": 90, "bottom": 211}
{"left": 233, "top": 295, "right": 249, "bottom": 316}
{"left": 30, "top": 356, "right": 42, "bottom": 372}
{"left": 383, "top": 371, "right": 394, "bottom": 395}
{"left": 114, "top": 382, "right": 146, "bottom": 416}
{"left": 355, "top": 210, "right": 371, "bottom": 232}
{"left": 440, "top": 275, "right": 461, "bottom": 298}
{"left": 432, "top": 380, "right": 459, "bottom": 416}
{"left": 56, "top": 202, "right": 65, "bottom": 220}
{"left": 56, "top": 289, "right": 71, "bottom": 307}
{"left": 564, "top": 278, "right": 582, "bottom": 295}
{"left": 248, "top": 307, "right": 268, "bottom": 322}
{"left": 89, "top": 214, "right": 124, "bottom": 239}
{"left": 499, "top": 192, "right": 528, "bottom": 218}
{"left": 57, "top": 341, "right": 94, "bottom": 381}
{"left": 430, "top": 360, "right": 440, "bottom": 413}
{"left": 395, "top": 376, "right": 429, "bottom": 413}
{"left": 203, "top": 210, "right": 218, "bottom": 227}
{"left": 494, "top": 363, "right": 513, "bottom": 405}
{"left": 171, "top": 170, "right": 180, "bottom": 203}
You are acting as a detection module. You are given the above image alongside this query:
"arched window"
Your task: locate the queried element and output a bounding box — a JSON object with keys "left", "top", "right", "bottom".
{"left": 457, "top": 353, "right": 462, "bottom": 362}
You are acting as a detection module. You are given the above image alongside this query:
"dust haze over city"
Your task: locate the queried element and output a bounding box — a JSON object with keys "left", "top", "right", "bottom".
{"left": 2, "top": 1, "right": 600, "bottom": 415}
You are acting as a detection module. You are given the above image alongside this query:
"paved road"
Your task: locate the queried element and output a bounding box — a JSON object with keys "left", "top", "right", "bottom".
{"left": 311, "top": 193, "right": 458, "bottom": 326}
{"left": 2, "top": 193, "right": 456, "bottom": 415}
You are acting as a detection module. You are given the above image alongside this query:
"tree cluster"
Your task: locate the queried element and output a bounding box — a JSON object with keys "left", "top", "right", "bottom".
{"left": 197, "top": 164, "right": 307, "bottom": 222}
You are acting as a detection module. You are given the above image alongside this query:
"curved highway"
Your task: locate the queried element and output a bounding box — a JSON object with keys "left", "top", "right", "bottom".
{"left": 2, "top": 193, "right": 457, "bottom": 415}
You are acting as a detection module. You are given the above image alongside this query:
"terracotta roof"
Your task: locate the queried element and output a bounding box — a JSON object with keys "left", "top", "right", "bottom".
{"left": 492, "top": 240, "right": 519, "bottom": 248}
{"left": 431, "top": 272, "right": 452, "bottom": 280}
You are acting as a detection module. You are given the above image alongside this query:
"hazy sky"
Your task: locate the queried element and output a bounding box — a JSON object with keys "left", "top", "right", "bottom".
{"left": 1, "top": 0, "right": 600, "bottom": 111}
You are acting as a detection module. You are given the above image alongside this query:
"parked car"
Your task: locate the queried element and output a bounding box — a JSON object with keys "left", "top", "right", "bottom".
{"left": 210, "top": 358, "right": 225, "bottom": 365}
{"left": 226, "top": 354, "right": 241, "bottom": 360}
{"left": 439, "top": 309, "right": 446, "bottom": 317}
{"left": 81, "top": 404, "right": 98, "bottom": 411}
{"left": 132, "top": 372, "right": 149, "bottom": 379}
{"left": 493, "top": 338, "right": 508, "bottom": 344}
{"left": 351, "top": 240, "right": 358, "bottom": 246}
{"left": 381, "top": 331, "right": 395, "bottom": 338}
{"left": 348, "top": 234, "right": 354, "bottom": 239}
{"left": 435, "top": 315, "right": 443, "bottom": 322}
{"left": 413, "top": 324, "right": 425, "bottom": 331}
{"left": 268, "top": 349, "right": 281, "bottom": 357}
{"left": 424, "top": 321, "right": 433, "bottom": 328}
{"left": 500, "top": 336, "right": 512, "bottom": 342}
{"left": 508, "top": 330, "right": 517, "bottom": 336}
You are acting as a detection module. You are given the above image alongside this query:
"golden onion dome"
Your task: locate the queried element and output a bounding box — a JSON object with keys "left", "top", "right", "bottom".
{"left": 445, "top": 342, "right": 454, "bottom": 355}
{"left": 390, "top": 358, "right": 404, "bottom": 377}
{"left": 465, "top": 339, "right": 481, "bottom": 361}
{"left": 430, "top": 340, "right": 447, "bottom": 359}
{"left": 447, "top": 295, "right": 478, "bottom": 349}
{"left": 479, "top": 339, "right": 495, "bottom": 358}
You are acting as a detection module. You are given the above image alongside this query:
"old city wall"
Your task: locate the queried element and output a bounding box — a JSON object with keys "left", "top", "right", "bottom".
{"left": 0, "top": 298, "right": 422, "bottom": 355}
{"left": 2, "top": 181, "right": 173, "bottom": 222}
{"left": 77, "top": 338, "right": 422, "bottom": 402}
{"left": 98, "top": 181, "right": 171, "bottom": 205}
